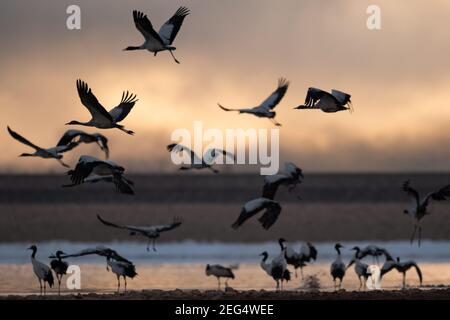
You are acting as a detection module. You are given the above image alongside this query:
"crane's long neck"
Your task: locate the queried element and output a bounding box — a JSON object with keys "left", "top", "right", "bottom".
{"left": 67, "top": 120, "right": 91, "bottom": 126}
{"left": 124, "top": 43, "right": 145, "bottom": 51}
{"left": 260, "top": 257, "right": 270, "bottom": 274}
{"left": 30, "top": 248, "right": 37, "bottom": 259}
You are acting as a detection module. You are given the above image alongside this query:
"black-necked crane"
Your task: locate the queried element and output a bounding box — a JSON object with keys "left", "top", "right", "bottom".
{"left": 62, "top": 246, "right": 132, "bottom": 267}
{"left": 348, "top": 246, "right": 371, "bottom": 290}
{"left": 124, "top": 7, "right": 190, "bottom": 64}
{"left": 7, "top": 126, "right": 78, "bottom": 167}
{"left": 381, "top": 256, "right": 422, "bottom": 289}
{"left": 66, "top": 80, "right": 137, "bottom": 135}
{"left": 205, "top": 264, "right": 237, "bottom": 290}
{"left": 278, "top": 238, "right": 317, "bottom": 278}
{"left": 231, "top": 198, "right": 282, "bottom": 230}
{"left": 61, "top": 246, "right": 137, "bottom": 292}
{"left": 57, "top": 130, "right": 109, "bottom": 158}
{"left": 106, "top": 255, "right": 137, "bottom": 293}
{"left": 167, "top": 143, "right": 235, "bottom": 173}
{"left": 263, "top": 162, "right": 304, "bottom": 200}
{"left": 27, "top": 245, "right": 54, "bottom": 295}
{"left": 395, "top": 257, "right": 423, "bottom": 289}
{"left": 49, "top": 250, "right": 69, "bottom": 295}
{"left": 63, "top": 156, "right": 134, "bottom": 194}
{"left": 330, "top": 243, "right": 346, "bottom": 290}
{"left": 97, "top": 214, "right": 182, "bottom": 251}
{"left": 218, "top": 78, "right": 289, "bottom": 126}
{"left": 294, "top": 87, "right": 352, "bottom": 113}
{"left": 259, "top": 251, "right": 290, "bottom": 291}
{"left": 402, "top": 180, "right": 450, "bottom": 246}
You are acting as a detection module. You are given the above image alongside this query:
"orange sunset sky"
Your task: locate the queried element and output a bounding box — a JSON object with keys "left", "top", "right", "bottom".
{"left": 1, "top": 0, "right": 450, "bottom": 173}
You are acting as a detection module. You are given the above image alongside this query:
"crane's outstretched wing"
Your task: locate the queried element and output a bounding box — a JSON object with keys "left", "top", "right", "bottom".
{"left": 259, "top": 78, "right": 289, "bottom": 110}
{"left": 158, "top": 7, "right": 190, "bottom": 45}
{"left": 97, "top": 214, "right": 143, "bottom": 232}
{"left": 62, "top": 246, "right": 132, "bottom": 264}
{"left": 331, "top": 89, "right": 352, "bottom": 105}
{"left": 402, "top": 180, "right": 420, "bottom": 207}
{"left": 429, "top": 184, "right": 450, "bottom": 201}
{"left": 57, "top": 130, "right": 85, "bottom": 146}
{"left": 231, "top": 200, "right": 266, "bottom": 229}
{"left": 76, "top": 80, "right": 113, "bottom": 123}
{"left": 67, "top": 159, "right": 97, "bottom": 185}
{"left": 203, "top": 148, "right": 235, "bottom": 165}
{"left": 217, "top": 104, "right": 242, "bottom": 112}
{"left": 258, "top": 202, "right": 282, "bottom": 230}
{"left": 108, "top": 91, "right": 138, "bottom": 123}
{"left": 152, "top": 217, "right": 183, "bottom": 233}
{"left": 113, "top": 174, "right": 135, "bottom": 195}
{"left": 301, "top": 87, "right": 328, "bottom": 107}
{"left": 167, "top": 143, "right": 202, "bottom": 164}
{"left": 53, "top": 142, "right": 79, "bottom": 154}
{"left": 7, "top": 126, "right": 42, "bottom": 151}
{"left": 132, "top": 10, "right": 165, "bottom": 46}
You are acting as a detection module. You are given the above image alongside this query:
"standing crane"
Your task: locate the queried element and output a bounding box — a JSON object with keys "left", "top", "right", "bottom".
{"left": 28, "top": 245, "right": 54, "bottom": 295}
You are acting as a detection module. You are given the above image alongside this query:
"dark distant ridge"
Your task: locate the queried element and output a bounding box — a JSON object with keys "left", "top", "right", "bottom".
{"left": 1, "top": 173, "right": 449, "bottom": 204}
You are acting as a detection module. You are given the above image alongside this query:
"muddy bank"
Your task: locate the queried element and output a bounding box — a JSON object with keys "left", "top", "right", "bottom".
{"left": 3, "top": 288, "right": 450, "bottom": 300}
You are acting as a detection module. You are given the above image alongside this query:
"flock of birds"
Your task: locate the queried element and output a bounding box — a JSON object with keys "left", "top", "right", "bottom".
{"left": 7, "top": 6, "right": 450, "bottom": 295}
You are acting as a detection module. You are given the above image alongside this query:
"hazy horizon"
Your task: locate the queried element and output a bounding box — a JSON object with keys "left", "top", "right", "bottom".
{"left": 2, "top": 0, "right": 450, "bottom": 173}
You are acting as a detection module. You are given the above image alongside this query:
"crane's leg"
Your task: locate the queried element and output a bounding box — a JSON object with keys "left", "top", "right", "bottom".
{"left": 358, "top": 277, "right": 362, "bottom": 290}
{"left": 117, "top": 275, "right": 120, "bottom": 293}
{"left": 43, "top": 282, "right": 46, "bottom": 295}
{"left": 58, "top": 275, "right": 61, "bottom": 295}
{"left": 333, "top": 279, "right": 336, "bottom": 291}
{"left": 39, "top": 279, "right": 42, "bottom": 295}
{"left": 294, "top": 268, "right": 298, "bottom": 278}
{"left": 276, "top": 280, "right": 279, "bottom": 291}
{"left": 300, "top": 268, "right": 304, "bottom": 279}
{"left": 410, "top": 225, "right": 417, "bottom": 245}
{"left": 56, "top": 158, "right": 70, "bottom": 168}
{"left": 339, "top": 278, "right": 342, "bottom": 290}
{"left": 169, "top": 50, "right": 180, "bottom": 64}
{"left": 269, "top": 118, "right": 282, "bottom": 126}
{"left": 418, "top": 226, "right": 422, "bottom": 247}
{"left": 124, "top": 276, "right": 127, "bottom": 293}
{"left": 225, "top": 280, "right": 229, "bottom": 288}
{"left": 146, "top": 239, "right": 150, "bottom": 252}
{"left": 152, "top": 239, "right": 157, "bottom": 252}
{"left": 217, "top": 277, "right": 221, "bottom": 290}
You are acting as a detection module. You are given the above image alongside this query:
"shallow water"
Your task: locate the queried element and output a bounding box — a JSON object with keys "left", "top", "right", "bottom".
{"left": 0, "top": 262, "right": 444, "bottom": 295}
{"left": 2, "top": 240, "right": 450, "bottom": 264}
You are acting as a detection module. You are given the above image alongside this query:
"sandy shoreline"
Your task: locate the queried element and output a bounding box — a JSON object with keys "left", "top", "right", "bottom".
{"left": 3, "top": 288, "right": 450, "bottom": 300}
